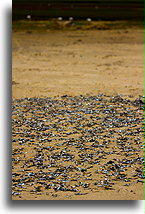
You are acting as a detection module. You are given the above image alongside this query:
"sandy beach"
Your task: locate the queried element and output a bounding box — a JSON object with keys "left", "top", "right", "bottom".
{"left": 12, "top": 21, "right": 144, "bottom": 200}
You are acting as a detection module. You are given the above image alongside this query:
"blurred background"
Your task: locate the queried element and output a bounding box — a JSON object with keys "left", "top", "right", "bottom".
{"left": 13, "top": 0, "right": 143, "bottom": 20}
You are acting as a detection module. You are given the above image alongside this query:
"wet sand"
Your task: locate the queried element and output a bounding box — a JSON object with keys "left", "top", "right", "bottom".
{"left": 12, "top": 21, "right": 144, "bottom": 200}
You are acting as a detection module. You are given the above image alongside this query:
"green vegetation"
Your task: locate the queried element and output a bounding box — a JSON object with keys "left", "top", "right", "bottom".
{"left": 12, "top": 19, "right": 143, "bottom": 32}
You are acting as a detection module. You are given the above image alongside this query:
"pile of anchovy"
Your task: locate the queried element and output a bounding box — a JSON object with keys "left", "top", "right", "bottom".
{"left": 12, "top": 94, "right": 144, "bottom": 198}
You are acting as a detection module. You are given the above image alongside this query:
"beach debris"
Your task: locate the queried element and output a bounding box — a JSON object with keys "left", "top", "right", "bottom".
{"left": 12, "top": 94, "right": 143, "bottom": 198}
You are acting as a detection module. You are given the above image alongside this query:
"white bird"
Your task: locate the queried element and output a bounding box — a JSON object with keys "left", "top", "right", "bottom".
{"left": 26, "top": 15, "right": 31, "bottom": 20}
{"left": 69, "top": 17, "right": 74, "bottom": 21}
{"left": 58, "top": 17, "right": 63, "bottom": 21}
{"left": 86, "top": 18, "right": 92, "bottom": 22}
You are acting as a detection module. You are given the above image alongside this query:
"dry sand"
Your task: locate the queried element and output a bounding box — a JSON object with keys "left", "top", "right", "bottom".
{"left": 12, "top": 22, "right": 144, "bottom": 200}
{"left": 12, "top": 25, "right": 143, "bottom": 99}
